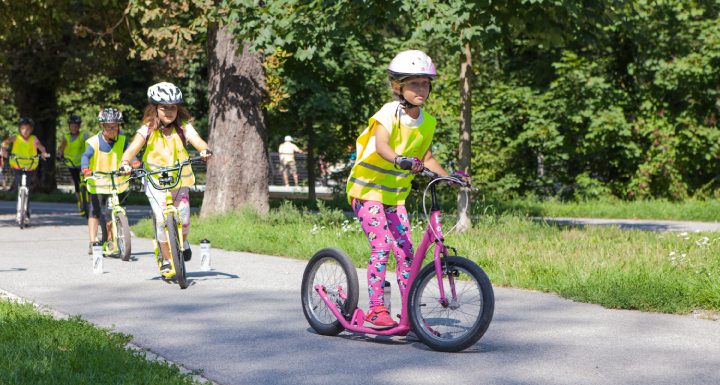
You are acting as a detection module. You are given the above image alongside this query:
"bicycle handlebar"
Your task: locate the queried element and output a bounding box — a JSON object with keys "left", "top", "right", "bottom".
{"left": 396, "top": 157, "right": 475, "bottom": 190}
{"left": 9, "top": 154, "right": 45, "bottom": 171}
{"left": 57, "top": 155, "right": 80, "bottom": 168}
{"left": 132, "top": 157, "right": 206, "bottom": 190}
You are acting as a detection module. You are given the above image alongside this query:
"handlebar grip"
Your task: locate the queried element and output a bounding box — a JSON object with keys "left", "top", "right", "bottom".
{"left": 189, "top": 156, "right": 203, "bottom": 162}
{"left": 398, "top": 159, "right": 413, "bottom": 170}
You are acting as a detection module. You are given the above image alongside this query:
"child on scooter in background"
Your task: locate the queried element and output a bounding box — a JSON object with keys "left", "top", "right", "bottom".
{"left": 58, "top": 115, "right": 89, "bottom": 216}
{"left": 81, "top": 109, "right": 140, "bottom": 254}
{"left": 119, "top": 82, "right": 212, "bottom": 271}
{"left": 1, "top": 118, "right": 50, "bottom": 224}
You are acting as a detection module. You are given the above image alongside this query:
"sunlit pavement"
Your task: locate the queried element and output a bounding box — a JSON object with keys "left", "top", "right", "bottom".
{"left": 1, "top": 202, "right": 719, "bottom": 385}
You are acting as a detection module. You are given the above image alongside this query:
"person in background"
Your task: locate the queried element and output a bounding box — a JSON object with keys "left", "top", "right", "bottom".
{"left": 120, "top": 82, "right": 212, "bottom": 270}
{"left": 1, "top": 118, "right": 50, "bottom": 224}
{"left": 58, "top": 115, "right": 89, "bottom": 216}
{"left": 278, "top": 135, "right": 304, "bottom": 187}
{"left": 0, "top": 146, "right": 6, "bottom": 189}
{"left": 82, "top": 109, "right": 138, "bottom": 254}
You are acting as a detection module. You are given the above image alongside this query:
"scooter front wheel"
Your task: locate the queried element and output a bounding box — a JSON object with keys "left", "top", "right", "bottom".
{"left": 407, "top": 256, "right": 494, "bottom": 352}
{"left": 116, "top": 212, "right": 132, "bottom": 261}
{"left": 301, "top": 248, "right": 359, "bottom": 336}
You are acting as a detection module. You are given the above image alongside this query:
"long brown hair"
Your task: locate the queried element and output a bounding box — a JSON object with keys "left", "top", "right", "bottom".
{"left": 140, "top": 103, "right": 194, "bottom": 138}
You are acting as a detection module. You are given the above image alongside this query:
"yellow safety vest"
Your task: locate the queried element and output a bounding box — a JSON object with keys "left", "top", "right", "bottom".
{"left": 142, "top": 126, "right": 195, "bottom": 189}
{"left": 86, "top": 134, "right": 129, "bottom": 194}
{"left": 346, "top": 112, "right": 435, "bottom": 205}
{"left": 64, "top": 133, "right": 86, "bottom": 168}
{"left": 10, "top": 134, "right": 38, "bottom": 170}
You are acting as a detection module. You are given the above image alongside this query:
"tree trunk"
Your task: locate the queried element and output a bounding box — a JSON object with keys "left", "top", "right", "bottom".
{"left": 201, "top": 23, "right": 269, "bottom": 218}
{"left": 457, "top": 43, "right": 473, "bottom": 232}
{"left": 305, "top": 117, "right": 315, "bottom": 201}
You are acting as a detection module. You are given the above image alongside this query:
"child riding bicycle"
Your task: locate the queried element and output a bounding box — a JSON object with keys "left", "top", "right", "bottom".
{"left": 1, "top": 117, "right": 50, "bottom": 224}
{"left": 119, "top": 82, "right": 212, "bottom": 272}
{"left": 58, "top": 114, "right": 89, "bottom": 216}
{"left": 346, "top": 50, "right": 469, "bottom": 329}
{"left": 81, "top": 109, "right": 139, "bottom": 254}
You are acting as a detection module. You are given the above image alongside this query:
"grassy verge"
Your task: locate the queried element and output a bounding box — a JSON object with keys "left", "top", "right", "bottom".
{"left": 483, "top": 196, "right": 720, "bottom": 222}
{"left": 5, "top": 187, "right": 720, "bottom": 222}
{"left": 133, "top": 201, "right": 720, "bottom": 315}
{"left": 0, "top": 299, "right": 199, "bottom": 384}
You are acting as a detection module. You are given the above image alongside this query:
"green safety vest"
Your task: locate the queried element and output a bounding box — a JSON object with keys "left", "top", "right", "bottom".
{"left": 10, "top": 134, "right": 38, "bottom": 170}
{"left": 86, "top": 134, "right": 129, "bottom": 194}
{"left": 143, "top": 125, "right": 195, "bottom": 189}
{"left": 346, "top": 111, "right": 435, "bottom": 205}
{"left": 64, "top": 133, "right": 86, "bottom": 168}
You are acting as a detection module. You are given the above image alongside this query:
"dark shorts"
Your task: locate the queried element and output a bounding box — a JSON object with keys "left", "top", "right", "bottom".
{"left": 280, "top": 162, "right": 297, "bottom": 176}
{"left": 13, "top": 169, "right": 34, "bottom": 189}
{"left": 68, "top": 167, "right": 82, "bottom": 192}
{"left": 89, "top": 194, "right": 110, "bottom": 219}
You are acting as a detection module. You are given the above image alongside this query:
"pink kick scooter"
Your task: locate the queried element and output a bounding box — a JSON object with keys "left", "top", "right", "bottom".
{"left": 301, "top": 163, "right": 494, "bottom": 352}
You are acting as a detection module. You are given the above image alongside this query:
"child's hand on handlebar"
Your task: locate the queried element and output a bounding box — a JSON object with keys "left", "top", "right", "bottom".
{"left": 200, "top": 149, "right": 213, "bottom": 161}
{"left": 448, "top": 171, "right": 470, "bottom": 186}
{"left": 82, "top": 168, "right": 92, "bottom": 176}
{"left": 118, "top": 164, "right": 132, "bottom": 176}
{"left": 395, "top": 156, "right": 424, "bottom": 174}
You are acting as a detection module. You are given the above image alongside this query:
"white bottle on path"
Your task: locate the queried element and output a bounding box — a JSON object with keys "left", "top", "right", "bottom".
{"left": 200, "top": 238, "right": 211, "bottom": 271}
{"left": 92, "top": 241, "right": 103, "bottom": 274}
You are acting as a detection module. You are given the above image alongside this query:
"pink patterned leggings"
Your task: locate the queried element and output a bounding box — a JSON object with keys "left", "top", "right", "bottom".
{"left": 352, "top": 199, "right": 414, "bottom": 311}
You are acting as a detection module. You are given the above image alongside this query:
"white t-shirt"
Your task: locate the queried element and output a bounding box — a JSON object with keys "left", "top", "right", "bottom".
{"left": 137, "top": 123, "right": 199, "bottom": 144}
{"left": 370, "top": 101, "right": 424, "bottom": 134}
{"left": 278, "top": 142, "right": 301, "bottom": 164}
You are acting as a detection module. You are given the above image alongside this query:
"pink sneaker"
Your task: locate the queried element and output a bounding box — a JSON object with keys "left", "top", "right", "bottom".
{"left": 364, "top": 306, "right": 398, "bottom": 329}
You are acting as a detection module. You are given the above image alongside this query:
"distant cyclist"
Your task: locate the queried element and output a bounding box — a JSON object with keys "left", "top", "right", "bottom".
{"left": 1, "top": 118, "right": 49, "bottom": 224}
{"left": 58, "top": 114, "right": 89, "bottom": 216}
{"left": 120, "top": 82, "right": 212, "bottom": 271}
{"left": 81, "top": 109, "right": 139, "bottom": 254}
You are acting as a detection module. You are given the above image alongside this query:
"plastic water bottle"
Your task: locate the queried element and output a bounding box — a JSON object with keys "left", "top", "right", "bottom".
{"left": 200, "top": 238, "right": 211, "bottom": 271}
{"left": 384, "top": 281, "right": 391, "bottom": 316}
{"left": 92, "top": 241, "right": 103, "bottom": 274}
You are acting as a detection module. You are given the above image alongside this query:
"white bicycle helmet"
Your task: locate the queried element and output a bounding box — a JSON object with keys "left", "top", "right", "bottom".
{"left": 388, "top": 50, "right": 437, "bottom": 81}
{"left": 147, "top": 82, "right": 183, "bottom": 105}
{"left": 98, "top": 108, "right": 123, "bottom": 124}
{"left": 285, "top": 135, "right": 293, "bottom": 142}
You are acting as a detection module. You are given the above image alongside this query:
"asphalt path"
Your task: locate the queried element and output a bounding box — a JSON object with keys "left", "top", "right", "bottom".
{"left": 1, "top": 201, "right": 719, "bottom": 385}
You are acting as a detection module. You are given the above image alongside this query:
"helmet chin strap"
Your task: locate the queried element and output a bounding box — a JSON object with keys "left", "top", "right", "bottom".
{"left": 397, "top": 93, "right": 420, "bottom": 109}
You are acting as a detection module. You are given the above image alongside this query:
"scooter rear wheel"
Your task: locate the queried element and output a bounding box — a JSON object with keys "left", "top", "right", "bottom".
{"left": 301, "top": 248, "right": 359, "bottom": 336}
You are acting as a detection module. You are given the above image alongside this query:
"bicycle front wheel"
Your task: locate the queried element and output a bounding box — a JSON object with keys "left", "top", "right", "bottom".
{"left": 166, "top": 213, "right": 187, "bottom": 289}
{"left": 18, "top": 189, "right": 27, "bottom": 229}
{"left": 407, "top": 256, "right": 494, "bottom": 352}
{"left": 115, "top": 212, "right": 132, "bottom": 261}
{"left": 301, "top": 248, "right": 358, "bottom": 336}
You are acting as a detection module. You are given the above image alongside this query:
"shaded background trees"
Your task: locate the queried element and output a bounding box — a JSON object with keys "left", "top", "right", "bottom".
{"left": 2, "top": 0, "right": 720, "bottom": 206}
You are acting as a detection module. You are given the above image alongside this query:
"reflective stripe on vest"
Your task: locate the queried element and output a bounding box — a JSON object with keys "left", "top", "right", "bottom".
{"left": 10, "top": 135, "right": 38, "bottom": 170}
{"left": 346, "top": 113, "right": 435, "bottom": 205}
{"left": 64, "top": 133, "right": 86, "bottom": 168}
{"left": 86, "top": 135, "right": 129, "bottom": 194}
{"left": 142, "top": 127, "right": 195, "bottom": 188}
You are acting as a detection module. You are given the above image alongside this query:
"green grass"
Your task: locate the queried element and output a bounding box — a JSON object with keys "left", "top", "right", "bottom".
{"left": 6, "top": 187, "right": 720, "bottom": 222}
{"left": 482, "top": 196, "right": 720, "bottom": 222}
{"left": 133, "top": 201, "right": 720, "bottom": 315}
{"left": 0, "top": 299, "right": 200, "bottom": 384}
